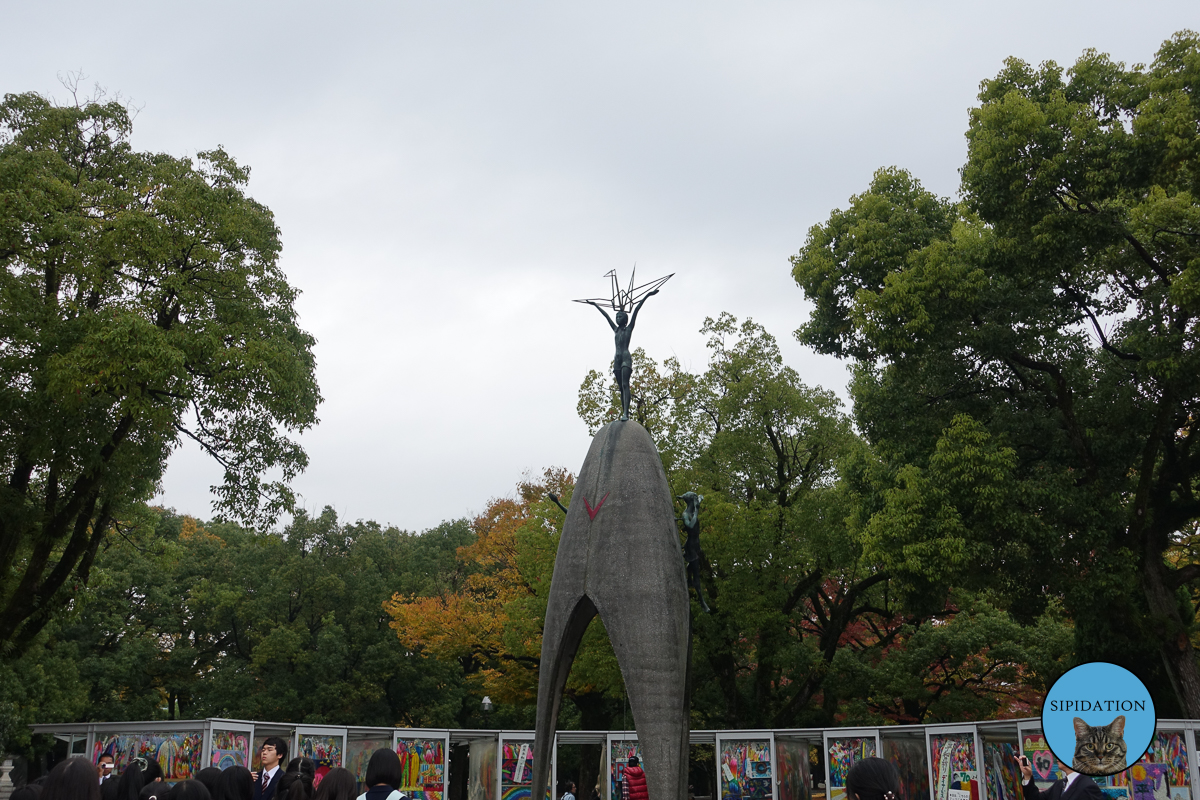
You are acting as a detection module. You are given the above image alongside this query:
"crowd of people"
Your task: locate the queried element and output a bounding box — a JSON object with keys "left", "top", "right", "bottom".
{"left": 13, "top": 744, "right": 913, "bottom": 800}
{"left": 12, "top": 740, "right": 419, "bottom": 800}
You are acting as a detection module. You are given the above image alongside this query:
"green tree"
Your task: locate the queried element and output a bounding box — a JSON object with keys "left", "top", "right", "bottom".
{"left": 0, "top": 88, "right": 320, "bottom": 657}
{"left": 792, "top": 32, "right": 1200, "bottom": 714}
{"left": 12, "top": 507, "right": 469, "bottom": 731}
{"left": 670, "top": 314, "right": 875, "bottom": 726}
{"left": 187, "top": 509, "right": 467, "bottom": 726}
{"left": 577, "top": 315, "right": 1068, "bottom": 726}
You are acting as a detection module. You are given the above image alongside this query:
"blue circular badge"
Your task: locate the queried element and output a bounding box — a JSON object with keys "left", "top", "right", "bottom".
{"left": 1042, "top": 662, "right": 1156, "bottom": 777}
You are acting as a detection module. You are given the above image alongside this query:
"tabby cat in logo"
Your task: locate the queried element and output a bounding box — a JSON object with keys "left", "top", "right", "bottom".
{"left": 1072, "top": 715, "right": 1127, "bottom": 774}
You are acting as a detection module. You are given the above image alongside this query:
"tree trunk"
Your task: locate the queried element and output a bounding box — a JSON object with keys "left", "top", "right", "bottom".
{"left": 1143, "top": 555, "right": 1200, "bottom": 717}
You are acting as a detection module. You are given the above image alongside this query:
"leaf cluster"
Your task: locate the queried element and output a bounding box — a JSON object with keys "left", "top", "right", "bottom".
{"left": 0, "top": 90, "right": 321, "bottom": 657}
{"left": 791, "top": 31, "right": 1200, "bottom": 714}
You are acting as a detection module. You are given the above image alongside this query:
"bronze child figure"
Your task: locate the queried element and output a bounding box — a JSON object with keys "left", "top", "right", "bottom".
{"left": 585, "top": 288, "right": 658, "bottom": 421}
{"left": 677, "top": 491, "right": 712, "bottom": 613}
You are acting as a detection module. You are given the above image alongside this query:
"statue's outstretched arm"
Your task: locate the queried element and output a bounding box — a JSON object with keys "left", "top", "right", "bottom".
{"left": 588, "top": 301, "right": 618, "bottom": 331}
{"left": 628, "top": 289, "right": 659, "bottom": 331}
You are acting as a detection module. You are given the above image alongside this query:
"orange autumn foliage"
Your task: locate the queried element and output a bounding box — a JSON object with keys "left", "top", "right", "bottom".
{"left": 384, "top": 469, "right": 574, "bottom": 704}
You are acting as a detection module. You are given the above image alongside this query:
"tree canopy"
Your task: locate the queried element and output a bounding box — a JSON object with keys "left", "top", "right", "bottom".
{"left": 9, "top": 31, "right": 1200, "bottom": 761}
{"left": 0, "top": 89, "right": 320, "bottom": 657}
{"left": 577, "top": 315, "right": 1069, "bottom": 727}
{"left": 0, "top": 507, "right": 469, "bottom": 753}
{"left": 792, "top": 30, "right": 1200, "bottom": 715}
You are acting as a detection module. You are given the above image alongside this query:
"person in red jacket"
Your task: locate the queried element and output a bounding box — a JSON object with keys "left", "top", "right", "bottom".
{"left": 625, "top": 758, "right": 649, "bottom": 800}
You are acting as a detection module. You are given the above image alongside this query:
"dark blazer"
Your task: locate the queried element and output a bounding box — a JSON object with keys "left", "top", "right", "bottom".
{"left": 254, "top": 769, "right": 282, "bottom": 800}
{"left": 1023, "top": 774, "right": 1106, "bottom": 800}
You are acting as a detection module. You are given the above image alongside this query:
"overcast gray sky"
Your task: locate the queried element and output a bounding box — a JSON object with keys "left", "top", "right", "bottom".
{"left": 5, "top": 2, "right": 1195, "bottom": 531}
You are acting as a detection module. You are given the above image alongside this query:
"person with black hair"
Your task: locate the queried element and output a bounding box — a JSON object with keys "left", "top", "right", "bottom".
{"left": 286, "top": 759, "right": 316, "bottom": 781}
{"left": 253, "top": 739, "right": 289, "bottom": 800}
{"left": 167, "top": 781, "right": 213, "bottom": 800}
{"left": 98, "top": 752, "right": 117, "bottom": 789}
{"left": 11, "top": 786, "right": 42, "bottom": 800}
{"left": 561, "top": 781, "right": 576, "bottom": 800}
{"left": 357, "top": 749, "right": 404, "bottom": 800}
{"left": 140, "top": 781, "right": 169, "bottom": 800}
{"left": 215, "top": 766, "right": 255, "bottom": 800}
{"left": 41, "top": 757, "right": 102, "bottom": 800}
{"left": 278, "top": 770, "right": 313, "bottom": 800}
{"left": 845, "top": 757, "right": 902, "bottom": 800}
{"left": 195, "top": 768, "right": 223, "bottom": 795}
{"left": 116, "top": 758, "right": 164, "bottom": 800}
{"left": 312, "top": 768, "right": 358, "bottom": 800}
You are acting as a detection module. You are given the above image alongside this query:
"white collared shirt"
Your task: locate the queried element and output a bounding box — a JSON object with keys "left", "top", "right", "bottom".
{"left": 262, "top": 765, "right": 280, "bottom": 784}
{"left": 1064, "top": 772, "right": 1081, "bottom": 793}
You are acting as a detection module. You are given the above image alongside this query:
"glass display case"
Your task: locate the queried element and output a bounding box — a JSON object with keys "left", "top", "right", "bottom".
{"left": 716, "top": 733, "right": 776, "bottom": 800}
{"left": 881, "top": 728, "right": 930, "bottom": 800}
{"left": 394, "top": 729, "right": 451, "bottom": 800}
{"left": 774, "top": 735, "right": 814, "bottom": 800}
{"left": 926, "top": 726, "right": 981, "bottom": 800}
{"left": 295, "top": 725, "right": 345, "bottom": 787}
{"left": 347, "top": 729, "right": 395, "bottom": 786}
{"left": 977, "top": 724, "right": 1020, "bottom": 800}
{"left": 607, "top": 734, "right": 643, "bottom": 800}
{"left": 469, "top": 737, "right": 499, "bottom": 800}
{"left": 499, "top": 733, "right": 551, "bottom": 800}
{"left": 824, "top": 730, "right": 880, "bottom": 800}
{"left": 90, "top": 723, "right": 205, "bottom": 782}
{"left": 22, "top": 713, "right": 1200, "bottom": 800}
{"left": 251, "top": 725, "right": 294, "bottom": 773}
{"left": 206, "top": 720, "right": 254, "bottom": 771}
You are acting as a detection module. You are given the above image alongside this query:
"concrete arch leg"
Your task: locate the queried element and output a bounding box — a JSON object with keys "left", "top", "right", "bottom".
{"left": 531, "top": 421, "right": 690, "bottom": 800}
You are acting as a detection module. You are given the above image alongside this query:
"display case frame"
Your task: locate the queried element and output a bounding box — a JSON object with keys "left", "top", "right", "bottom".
{"left": 392, "top": 728, "right": 452, "bottom": 800}
{"left": 203, "top": 718, "right": 256, "bottom": 772}
{"left": 823, "top": 728, "right": 882, "bottom": 800}
{"left": 925, "top": 724, "right": 982, "bottom": 800}
{"left": 715, "top": 730, "right": 777, "bottom": 800}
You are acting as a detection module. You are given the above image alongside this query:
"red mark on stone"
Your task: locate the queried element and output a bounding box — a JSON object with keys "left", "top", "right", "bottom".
{"left": 583, "top": 492, "right": 610, "bottom": 521}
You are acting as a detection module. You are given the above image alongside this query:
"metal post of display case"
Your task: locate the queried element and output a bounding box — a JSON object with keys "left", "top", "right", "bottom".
{"left": 31, "top": 723, "right": 90, "bottom": 773}
{"left": 715, "top": 730, "right": 777, "bottom": 800}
